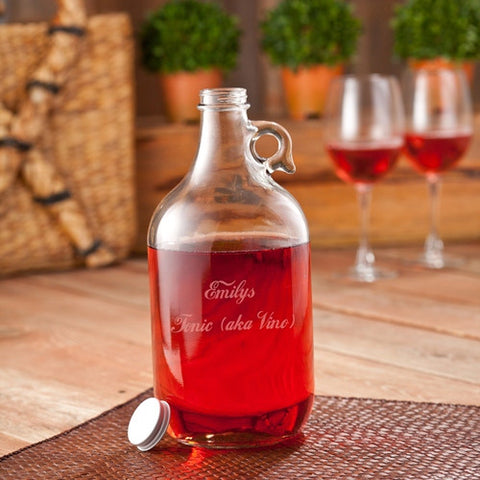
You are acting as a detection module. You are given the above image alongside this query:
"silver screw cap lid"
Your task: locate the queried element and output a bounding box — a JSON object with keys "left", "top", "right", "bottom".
{"left": 127, "top": 397, "right": 170, "bottom": 451}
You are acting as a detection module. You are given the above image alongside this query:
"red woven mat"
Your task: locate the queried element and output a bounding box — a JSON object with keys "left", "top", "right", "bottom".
{"left": 1, "top": 389, "right": 479, "bottom": 479}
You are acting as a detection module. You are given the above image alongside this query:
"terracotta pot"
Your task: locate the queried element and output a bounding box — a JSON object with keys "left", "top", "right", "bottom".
{"left": 408, "top": 58, "right": 475, "bottom": 83}
{"left": 281, "top": 64, "right": 343, "bottom": 120}
{"left": 159, "top": 69, "right": 223, "bottom": 123}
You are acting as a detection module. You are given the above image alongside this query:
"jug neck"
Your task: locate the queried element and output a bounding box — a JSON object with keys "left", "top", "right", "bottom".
{"left": 192, "top": 88, "right": 254, "bottom": 178}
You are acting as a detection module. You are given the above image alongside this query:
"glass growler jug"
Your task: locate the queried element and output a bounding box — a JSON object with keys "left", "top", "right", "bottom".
{"left": 148, "top": 88, "right": 314, "bottom": 448}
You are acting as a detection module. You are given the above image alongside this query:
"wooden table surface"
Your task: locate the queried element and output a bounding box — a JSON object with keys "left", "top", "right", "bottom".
{"left": 1, "top": 244, "right": 480, "bottom": 457}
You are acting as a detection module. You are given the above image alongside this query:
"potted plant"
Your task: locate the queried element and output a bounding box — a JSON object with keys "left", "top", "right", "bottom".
{"left": 392, "top": 0, "right": 480, "bottom": 81}
{"left": 140, "top": 0, "right": 241, "bottom": 123}
{"left": 261, "top": 0, "right": 361, "bottom": 120}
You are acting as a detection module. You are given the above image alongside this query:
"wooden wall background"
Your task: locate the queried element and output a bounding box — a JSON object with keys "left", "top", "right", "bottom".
{"left": 2, "top": 0, "right": 444, "bottom": 119}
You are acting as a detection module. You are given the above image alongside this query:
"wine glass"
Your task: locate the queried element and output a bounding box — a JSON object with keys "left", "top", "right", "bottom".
{"left": 403, "top": 68, "right": 473, "bottom": 269}
{"left": 324, "top": 74, "right": 405, "bottom": 282}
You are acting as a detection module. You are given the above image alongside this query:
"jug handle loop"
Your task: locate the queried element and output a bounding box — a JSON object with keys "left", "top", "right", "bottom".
{"left": 249, "top": 121, "right": 296, "bottom": 175}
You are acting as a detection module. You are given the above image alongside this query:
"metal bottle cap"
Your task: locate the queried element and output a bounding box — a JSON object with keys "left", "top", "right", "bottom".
{"left": 127, "top": 397, "right": 170, "bottom": 451}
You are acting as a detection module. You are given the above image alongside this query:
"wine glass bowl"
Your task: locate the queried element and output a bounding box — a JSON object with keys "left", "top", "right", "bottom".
{"left": 403, "top": 68, "right": 473, "bottom": 268}
{"left": 327, "top": 139, "right": 403, "bottom": 184}
{"left": 404, "top": 130, "right": 472, "bottom": 175}
{"left": 324, "top": 74, "right": 405, "bottom": 282}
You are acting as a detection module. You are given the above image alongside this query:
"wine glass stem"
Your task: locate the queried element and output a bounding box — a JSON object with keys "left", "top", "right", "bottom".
{"left": 355, "top": 183, "right": 375, "bottom": 272}
{"left": 425, "top": 173, "right": 444, "bottom": 266}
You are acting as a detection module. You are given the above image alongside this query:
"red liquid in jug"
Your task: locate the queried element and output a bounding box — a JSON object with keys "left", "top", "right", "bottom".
{"left": 148, "top": 241, "right": 314, "bottom": 446}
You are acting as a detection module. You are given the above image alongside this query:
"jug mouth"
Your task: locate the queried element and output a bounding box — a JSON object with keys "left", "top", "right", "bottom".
{"left": 199, "top": 88, "right": 249, "bottom": 109}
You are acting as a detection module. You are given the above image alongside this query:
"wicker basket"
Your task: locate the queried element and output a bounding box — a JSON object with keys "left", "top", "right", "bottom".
{"left": 0, "top": 7, "right": 136, "bottom": 276}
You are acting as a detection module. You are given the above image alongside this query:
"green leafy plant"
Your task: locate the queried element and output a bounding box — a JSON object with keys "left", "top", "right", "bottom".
{"left": 392, "top": 0, "right": 480, "bottom": 60}
{"left": 260, "top": 0, "right": 361, "bottom": 71}
{"left": 140, "top": 0, "right": 241, "bottom": 73}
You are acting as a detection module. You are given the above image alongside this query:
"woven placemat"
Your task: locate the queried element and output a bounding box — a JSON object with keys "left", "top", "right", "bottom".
{"left": 1, "top": 389, "right": 479, "bottom": 479}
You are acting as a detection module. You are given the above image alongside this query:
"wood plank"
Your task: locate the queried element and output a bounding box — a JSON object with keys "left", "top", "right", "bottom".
{"left": 290, "top": 172, "right": 480, "bottom": 249}
{"left": 382, "top": 270, "right": 480, "bottom": 307}
{"left": 0, "top": 280, "right": 150, "bottom": 344}
{"left": 134, "top": 116, "right": 480, "bottom": 252}
{"left": 315, "top": 349, "right": 480, "bottom": 404}
{"left": 383, "top": 243, "right": 480, "bottom": 276}
{"left": 0, "top": 433, "right": 26, "bottom": 459}
{"left": 313, "top": 309, "right": 480, "bottom": 386}
{"left": 136, "top": 114, "right": 480, "bottom": 172}
{"left": 0, "top": 316, "right": 152, "bottom": 388}
{"left": 311, "top": 250, "right": 480, "bottom": 340}
{"left": 352, "top": 0, "right": 401, "bottom": 77}
{"left": 0, "top": 369, "right": 101, "bottom": 445}
{"left": 16, "top": 264, "right": 150, "bottom": 309}
{"left": 314, "top": 279, "right": 480, "bottom": 341}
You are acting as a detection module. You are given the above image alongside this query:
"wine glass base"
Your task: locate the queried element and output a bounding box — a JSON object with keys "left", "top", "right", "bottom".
{"left": 417, "top": 253, "right": 465, "bottom": 270}
{"left": 336, "top": 265, "right": 397, "bottom": 283}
